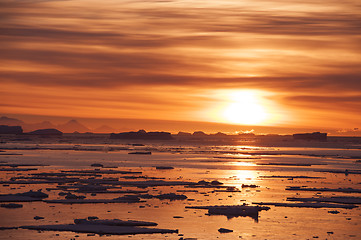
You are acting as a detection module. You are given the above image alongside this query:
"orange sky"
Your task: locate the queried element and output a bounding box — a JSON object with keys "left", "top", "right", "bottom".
{"left": 1, "top": 0, "right": 361, "bottom": 135}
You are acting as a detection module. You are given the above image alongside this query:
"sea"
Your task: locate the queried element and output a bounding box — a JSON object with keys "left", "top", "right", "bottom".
{"left": 0, "top": 134, "right": 360, "bottom": 239}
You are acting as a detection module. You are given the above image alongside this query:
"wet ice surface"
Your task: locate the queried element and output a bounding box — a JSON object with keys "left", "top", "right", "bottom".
{"left": 0, "top": 137, "right": 360, "bottom": 239}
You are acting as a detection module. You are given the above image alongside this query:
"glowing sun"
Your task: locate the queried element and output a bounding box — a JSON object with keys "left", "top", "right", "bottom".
{"left": 223, "top": 91, "right": 268, "bottom": 125}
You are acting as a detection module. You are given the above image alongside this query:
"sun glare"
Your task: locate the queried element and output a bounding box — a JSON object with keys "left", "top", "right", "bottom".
{"left": 202, "top": 89, "right": 284, "bottom": 127}
{"left": 222, "top": 91, "right": 268, "bottom": 125}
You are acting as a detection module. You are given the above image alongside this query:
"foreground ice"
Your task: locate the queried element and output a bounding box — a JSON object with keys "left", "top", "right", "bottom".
{"left": 20, "top": 218, "right": 178, "bottom": 235}
{"left": 1, "top": 203, "right": 23, "bottom": 208}
{"left": 185, "top": 204, "right": 270, "bottom": 222}
{"left": 0, "top": 190, "right": 48, "bottom": 202}
{"left": 44, "top": 195, "right": 142, "bottom": 204}
{"left": 73, "top": 218, "right": 158, "bottom": 226}
{"left": 1, "top": 137, "right": 360, "bottom": 239}
{"left": 260, "top": 175, "right": 324, "bottom": 179}
{"left": 218, "top": 227, "right": 233, "bottom": 233}
{"left": 286, "top": 186, "right": 361, "bottom": 193}
{"left": 287, "top": 196, "right": 361, "bottom": 205}
{"left": 252, "top": 202, "right": 358, "bottom": 209}
{"left": 135, "top": 193, "right": 188, "bottom": 200}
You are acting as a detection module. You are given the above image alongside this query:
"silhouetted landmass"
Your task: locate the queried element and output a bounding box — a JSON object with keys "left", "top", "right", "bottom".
{"left": 293, "top": 132, "right": 327, "bottom": 141}
{"left": 0, "top": 117, "right": 57, "bottom": 132}
{"left": 176, "top": 131, "right": 192, "bottom": 137}
{"left": 192, "top": 131, "right": 208, "bottom": 137}
{"left": 238, "top": 132, "right": 256, "bottom": 137}
{"left": 0, "top": 125, "right": 23, "bottom": 134}
{"left": 0, "top": 116, "right": 90, "bottom": 133}
{"left": 210, "top": 132, "right": 228, "bottom": 138}
{"left": 28, "top": 129, "right": 63, "bottom": 136}
{"left": 110, "top": 130, "right": 173, "bottom": 140}
{"left": 1, "top": 116, "right": 360, "bottom": 137}
{"left": 175, "top": 131, "right": 257, "bottom": 141}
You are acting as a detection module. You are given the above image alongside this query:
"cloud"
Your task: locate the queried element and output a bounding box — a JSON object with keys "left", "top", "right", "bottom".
{"left": 283, "top": 95, "right": 361, "bottom": 112}
{"left": 1, "top": 0, "right": 361, "bottom": 128}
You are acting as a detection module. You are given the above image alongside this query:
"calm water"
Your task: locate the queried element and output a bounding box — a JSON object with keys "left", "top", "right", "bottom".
{"left": 0, "top": 138, "right": 360, "bottom": 239}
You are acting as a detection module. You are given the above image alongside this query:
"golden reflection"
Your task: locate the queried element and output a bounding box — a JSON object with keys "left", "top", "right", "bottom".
{"left": 231, "top": 161, "right": 257, "bottom": 167}
{"left": 228, "top": 170, "right": 258, "bottom": 182}
{"left": 230, "top": 145, "right": 264, "bottom": 150}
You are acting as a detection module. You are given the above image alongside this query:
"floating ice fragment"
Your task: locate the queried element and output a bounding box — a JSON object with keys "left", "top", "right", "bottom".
{"left": 218, "top": 228, "right": 233, "bottom": 233}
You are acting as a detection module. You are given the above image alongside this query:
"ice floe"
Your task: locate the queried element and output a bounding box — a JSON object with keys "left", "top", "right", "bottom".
{"left": 0, "top": 190, "right": 48, "bottom": 202}
{"left": 185, "top": 204, "right": 269, "bottom": 221}
{"left": 252, "top": 202, "right": 357, "bottom": 209}
{"left": 286, "top": 196, "right": 361, "bottom": 205}
{"left": 20, "top": 218, "right": 178, "bottom": 235}
{"left": 286, "top": 186, "right": 361, "bottom": 193}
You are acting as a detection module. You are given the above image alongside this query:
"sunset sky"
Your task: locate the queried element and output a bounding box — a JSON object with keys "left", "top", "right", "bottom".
{"left": 1, "top": 0, "right": 361, "bottom": 135}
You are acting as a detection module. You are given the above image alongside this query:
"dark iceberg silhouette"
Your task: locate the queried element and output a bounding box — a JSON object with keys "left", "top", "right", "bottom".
{"left": 110, "top": 130, "right": 173, "bottom": 140}
{"left": 28, "top": 129, "right": 63, "bottom": 136}
{"left": 0, "top": 125, "right": 23, "bottom": 134}
{"left": 293, "top": 132, "right": 327, "bottom": 141}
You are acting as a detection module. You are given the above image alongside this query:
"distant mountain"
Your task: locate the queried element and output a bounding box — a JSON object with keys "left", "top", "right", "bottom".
{"left": 93, "top": 125, "right": 116, "bottom": 133}
{"left": 57, "top": 119, "right": 90, "bottom": 133}
{"left": 0, "top": 116, "right": 25, "bottom": 126}
{"left": 0, "top": 116, "right": 92, "bottom": 133}
{"left": 0, "top": 116, "right": 58, "bottom": 132}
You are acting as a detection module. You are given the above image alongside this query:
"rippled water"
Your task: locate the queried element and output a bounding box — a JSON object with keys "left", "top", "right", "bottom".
{"left": 0, "top": 138, "right": 360, "bottom": 239}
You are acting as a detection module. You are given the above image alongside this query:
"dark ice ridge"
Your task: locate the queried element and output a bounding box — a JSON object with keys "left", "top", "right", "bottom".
{"left": 286, "top": 186, "right": 361, "bottom": 193}
{"left": 257, "top": 162, "right": 319, "bottom": 166}
{"left": 20, "top": 218, "right": 178, "bottom": 235}
{"left": 61, "top": 169, "right": 142, "bottom": 175}
{"left": 0, "top": 190, "right": 48, "bottom": 202}
{"left": 185, "top": 204, "right": 270, "bottom": 222}
{"left": 260, "top": 175, "right": 324, "bottom": 179}
{"left": 287, "top": 196, "right": 361, "bottom": 205}
{"left": 0, "top": 168, "right": 38, "bottom": 172}
{"left": 252, "top": 202, "right": 357, "bottom": 209}
{"left": 1, "top": 175, "right": 196, "bottom": 188}
{"left": 0, "top": 163, "right": 47, "bottom": 167}
{"left": 1, "top": 203, "right": 23, "bottom": 208}
{"left": 218, "top": 227, "right": 233, "bottom": 233}
{"left": 44, "top": 195, "right": 143, "bottom": 204}
{"left": 315, "top": 169, "right": 361, "bottom": 175}
{"left": 73, "top": 218, "right": 158, "bottom": 226}
{"left": 155, "top": 166, "right": 174, "bottom": 170}
{"left": 134, "top": 193, "right": 188, "bottom": 200}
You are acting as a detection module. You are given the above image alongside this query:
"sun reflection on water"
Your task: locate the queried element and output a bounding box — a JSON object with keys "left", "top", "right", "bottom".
{"left": 230, "top": 161, "right": 257, "bottom": 167}
{"left": 227, "top": 169, "right": 259, "bottom": 184}
{"left": 230, "top": 145, "right": 271, "bottom": 151}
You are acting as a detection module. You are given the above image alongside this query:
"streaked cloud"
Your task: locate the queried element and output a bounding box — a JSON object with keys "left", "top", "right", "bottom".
{"left": 1, "top": 0, "right": 360, "bottom": 131}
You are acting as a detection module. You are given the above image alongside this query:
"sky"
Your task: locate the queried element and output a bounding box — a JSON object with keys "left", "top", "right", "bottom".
{"left": 1, "top": 0, "right": 361, "bottom": 135}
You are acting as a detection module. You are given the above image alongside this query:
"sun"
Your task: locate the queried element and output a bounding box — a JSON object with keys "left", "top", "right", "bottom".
{"left": 222, "top": 91, "right": 268, "bottom": 125}
{"left": 201, "top": 89, "right": 279, "bottom": 126}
